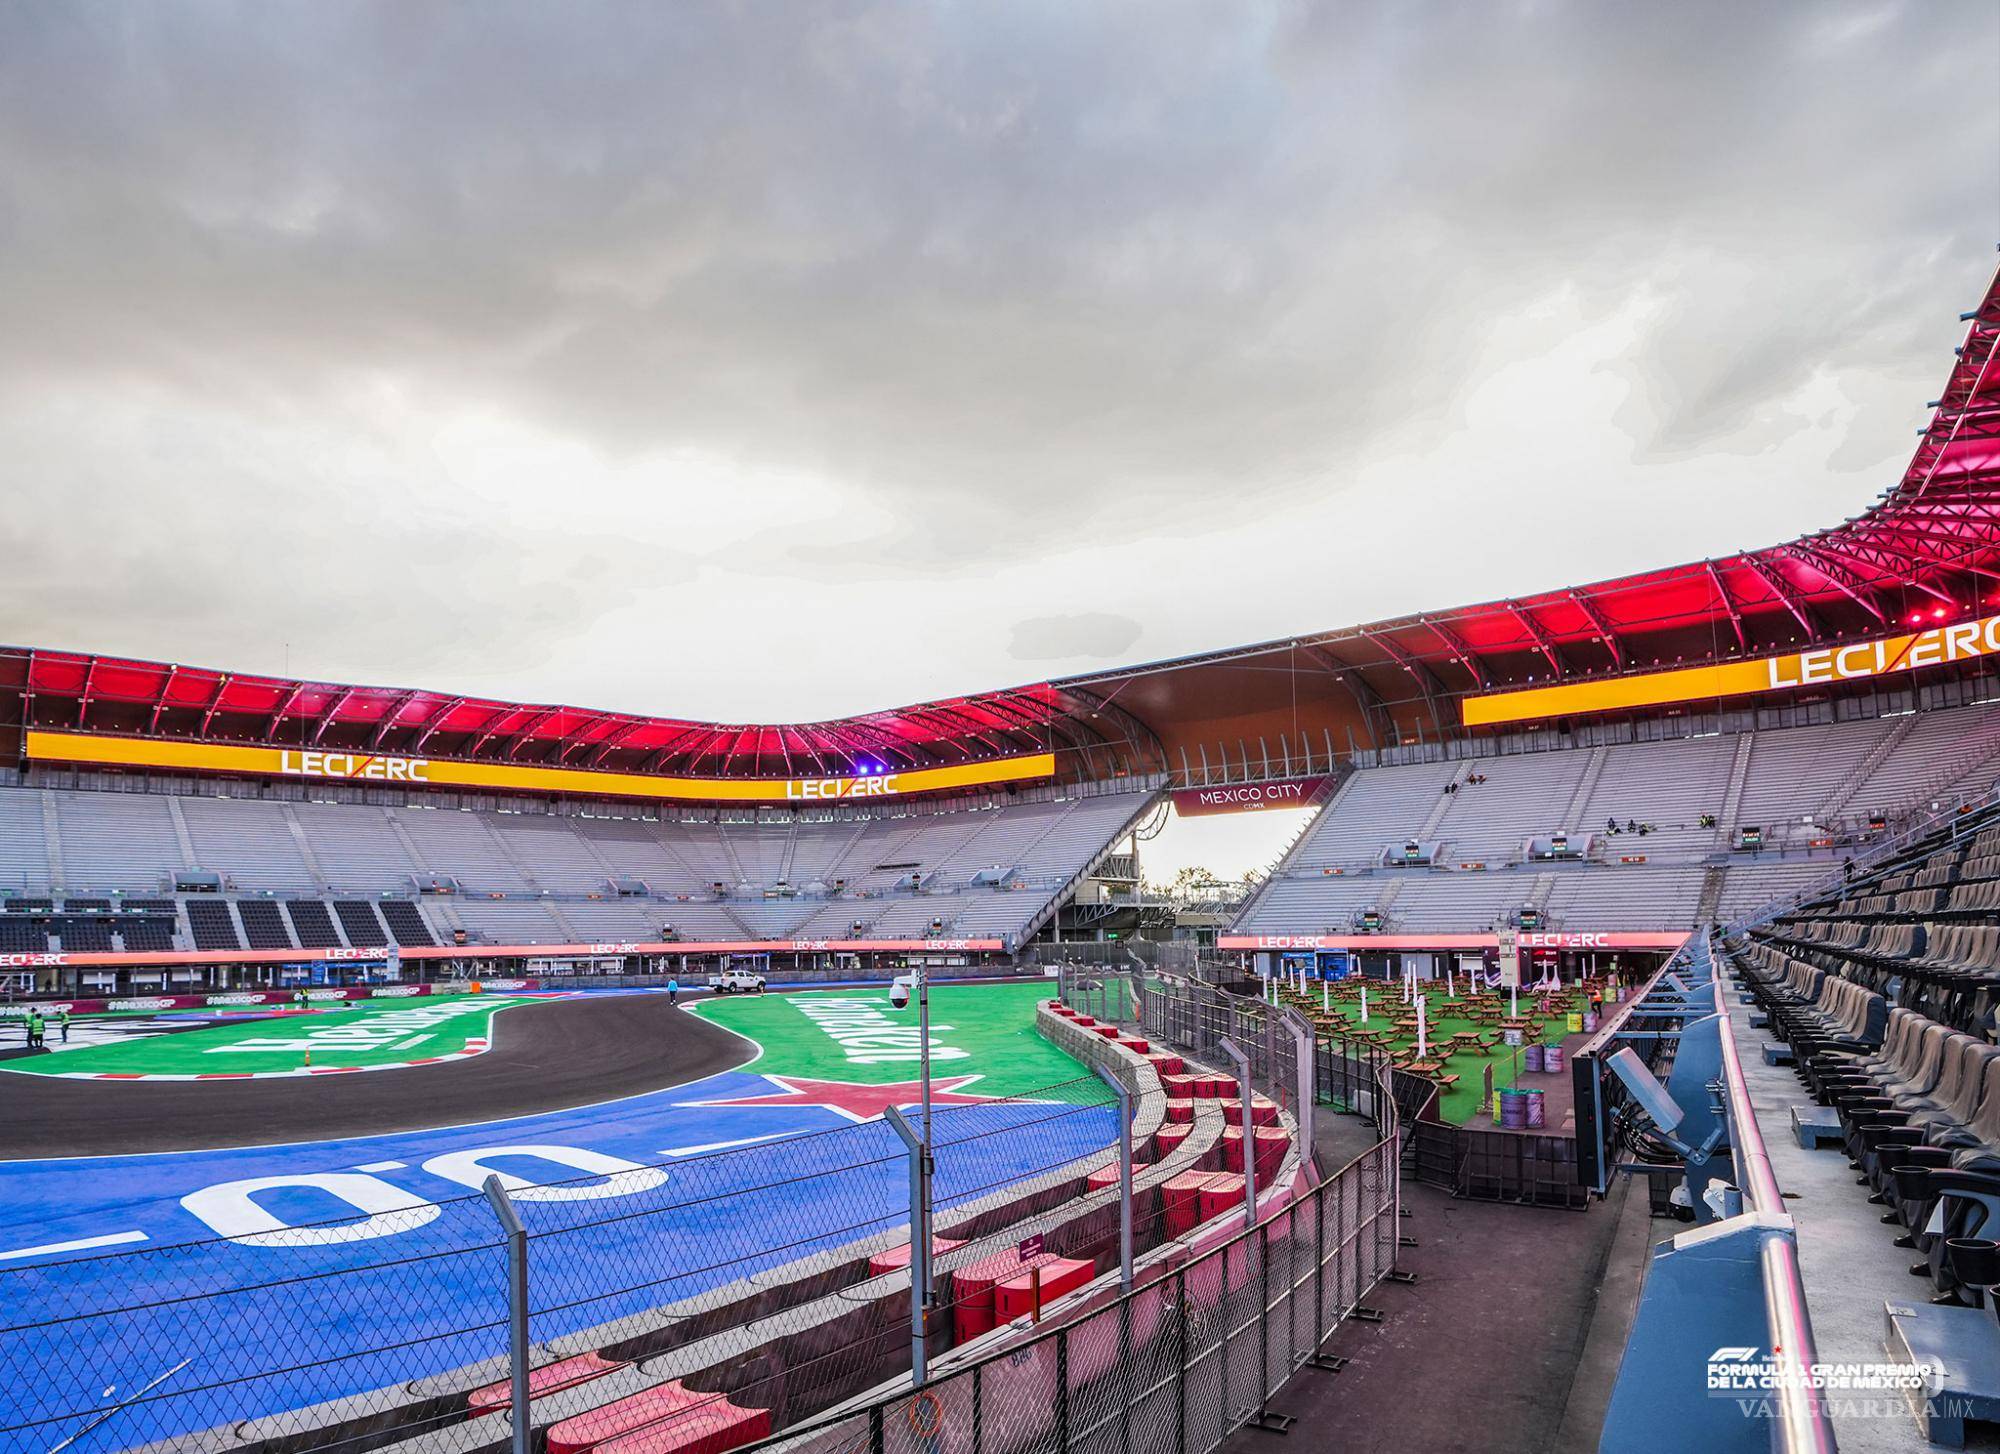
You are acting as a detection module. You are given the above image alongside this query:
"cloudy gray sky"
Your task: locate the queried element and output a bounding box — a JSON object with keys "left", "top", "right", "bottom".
{"left": 3, "top": 0, "right": 1998, "bottom": 728}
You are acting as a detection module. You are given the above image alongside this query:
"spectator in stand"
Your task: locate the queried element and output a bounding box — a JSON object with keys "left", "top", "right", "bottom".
{"left": 1606, "top": 818, "right": 1619, "bottom": 834}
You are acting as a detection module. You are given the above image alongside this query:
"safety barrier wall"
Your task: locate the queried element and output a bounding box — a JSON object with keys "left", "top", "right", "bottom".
{"left": 1593, "top": 933, "right": 1837, "bottom": 1454}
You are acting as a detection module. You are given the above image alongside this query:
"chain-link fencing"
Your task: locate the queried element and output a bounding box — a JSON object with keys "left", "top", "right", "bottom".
{"left": 753, "top": 1061, "right": 1400, "bottom": 1454}
{"left": 0, "top": 1070, "right": 1127, "bottom": 1454}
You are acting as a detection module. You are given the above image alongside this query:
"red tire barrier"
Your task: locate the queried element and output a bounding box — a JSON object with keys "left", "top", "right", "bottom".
{"left": 1220, "top": 1127, "right": 1290, "bottom": 1179}
{"left": 1154, "top": 1122, "right": 1193, "bottom": 1156}
{"left": 1086, "top": 1160, "right": 1151, "bottom": 1193}
{"left": 1159, "top": 1074, "right": 1196, "bottom": 1102}
{"left": 1163, "top": 1171, "right": 1230, "bottom": 1236}
{"left": 1146, "top": 1052, "right": 1185, "bottom": 1076}
{"left": 868, "top": 1235, "right": 967, "bottom": 1277}
{"left": 469, "top": 1352, "right": 627, "bottom": 1412}
{"left": 1196, "top": 1176, "right": 1246, "bottom": 1225}
{"left": 993, "top": 1257, "right": 1095, "bottom": 1323}
{"left": 1217, "top": 1097, "right": 1281, "bottom": 1126}
{"left": 1163, "top": 1101, "right": 1194, "bottom": 1124}
{"left": 546, "top": 1379, "right": 770, "bottom": 1454}
{"left": 954, "top": 1246, "right": 1085, "bottom": 1342}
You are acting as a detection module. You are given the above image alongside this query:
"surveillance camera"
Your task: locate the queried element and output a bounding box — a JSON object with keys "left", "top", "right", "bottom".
{"left": 888, "top": 977, "right": 912, "bottom": 1010}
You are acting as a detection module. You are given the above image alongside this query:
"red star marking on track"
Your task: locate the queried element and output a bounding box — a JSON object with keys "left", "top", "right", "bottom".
{"left": 679, "top": 1074, "right": 1008, "bottom": 1124}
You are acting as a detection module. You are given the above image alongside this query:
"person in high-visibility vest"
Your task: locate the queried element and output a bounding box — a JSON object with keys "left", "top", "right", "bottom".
{"left": 26, "top": 1011, "right": 43, "bottom": 1049}
{"left": 57, "top": 1008, "right": 70, "bottom": 1044}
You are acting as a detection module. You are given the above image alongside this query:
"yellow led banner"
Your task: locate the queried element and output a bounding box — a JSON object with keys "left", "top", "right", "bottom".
{"left": 1462, "top": 611, "right": 2000, "bottom": 727}
{"left": 25, "top": 730, "right": 1056, "bottom": 804}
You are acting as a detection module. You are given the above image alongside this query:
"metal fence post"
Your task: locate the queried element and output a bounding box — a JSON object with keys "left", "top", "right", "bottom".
{"left": 1257, "top": 1224, "right": 1271, "bottom": 1416}
{"left": 1056, "top": 1325, "right": 1072, "bottom": 1454}
{"left": 1174, "top": 1267, "right": 1189, "bottom": 1454}
{"left": 1313, "top": 1175, "right": 1327, "bottom": 1342}
{"left": 1291, "top": 1016, "right": 1315, "bottom": 1169}
{"left": 1119, "top": 1296, "right": 1135, "bottom": 1454}
{"left": 1218, "top": 1243, "right": 1231, "bottom": 1441}
{"left": 481, "top": 1175, "right": 530, "bottom": 1454}
{"left": 1095, "top": 1066, "right": 1135, "bottom": 1291}
{"left": 885, "top": 1106, "right": 930, "bottom": 1386}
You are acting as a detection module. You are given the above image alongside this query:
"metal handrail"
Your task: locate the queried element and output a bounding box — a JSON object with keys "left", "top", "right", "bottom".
{"left": 1707, "top": 936, "right": 1837, "bottom": 1454}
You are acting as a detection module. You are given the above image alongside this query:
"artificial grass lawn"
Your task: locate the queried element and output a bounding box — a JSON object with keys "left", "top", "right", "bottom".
{"left": 1289, "top": 992, "right": 1578, "bottom": 1124}
{"left": 0, "top": 993, "right": 530, "bottom": 1076}
{"left": 692, "top": 980, "right": 1103, "bottom": 1102}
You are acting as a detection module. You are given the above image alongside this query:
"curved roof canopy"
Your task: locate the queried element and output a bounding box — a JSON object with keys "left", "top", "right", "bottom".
{"left": 4, "top": 654, "right": 1142, "bottom": 779}
{"left": 8, "top": 262, "right": 1998, "bottom": 782}
{"left": 1061, "top": 260, "right": 2000, "bottom": 744}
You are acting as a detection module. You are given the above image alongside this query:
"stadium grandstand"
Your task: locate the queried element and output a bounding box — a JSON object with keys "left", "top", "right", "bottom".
{"left": 5, "top": 264, "right": 1999, "bottom": 998}
{"left": 1, "top": 262, "right": 1997, "bottom": 1454}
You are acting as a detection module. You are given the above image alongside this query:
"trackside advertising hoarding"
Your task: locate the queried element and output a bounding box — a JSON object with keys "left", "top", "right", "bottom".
{"left": 1217, "top": 931, "right": 1688, "bottom": 952}
{"left": 1461, "top": 609, "right": 2000, "bottom": 727}
{"left": 24, "top": 730, "right": 1055, "bottom": 805}
{"left": 0, "top": 937, "right": 1007, "bottom": 970}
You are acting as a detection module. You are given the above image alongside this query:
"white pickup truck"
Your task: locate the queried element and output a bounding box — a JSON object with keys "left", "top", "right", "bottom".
{"left": 707, "top": 968, "right": 767, "bottom": 995}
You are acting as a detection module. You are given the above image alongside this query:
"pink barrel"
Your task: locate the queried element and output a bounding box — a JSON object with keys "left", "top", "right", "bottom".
{"left": 1543, "top": 1045, "right": 1565, "bottom": 1074}
{"left": 1523, "top": 1089, "right": 1546, "bottom": 1129}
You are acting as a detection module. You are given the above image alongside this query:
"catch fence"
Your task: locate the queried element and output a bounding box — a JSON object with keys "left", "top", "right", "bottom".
{"left": 750, "top": 999, "right": 1400, "bottom": 1454}
{"left": 11, "top": 973, "right": 1403, "bottom": 1454}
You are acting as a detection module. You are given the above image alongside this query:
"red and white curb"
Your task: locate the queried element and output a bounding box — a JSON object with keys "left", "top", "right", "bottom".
{"left": 47, "top": 1036, "right": 493, "bottom": 1082}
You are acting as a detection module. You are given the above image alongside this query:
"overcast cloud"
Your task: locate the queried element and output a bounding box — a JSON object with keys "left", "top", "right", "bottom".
{"left": 1, "top": 0, "right": 1996, "bottom": 722}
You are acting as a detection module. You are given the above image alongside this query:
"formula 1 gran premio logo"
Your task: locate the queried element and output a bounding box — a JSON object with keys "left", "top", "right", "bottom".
{"left": 1706, "top": 1343, "right": 1942, "bottom": 1419}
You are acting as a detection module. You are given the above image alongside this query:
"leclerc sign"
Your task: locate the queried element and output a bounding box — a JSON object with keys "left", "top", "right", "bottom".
{"left": 1462, "top": 610, "right": 2000, "bottom": 728}
{"left": 24, "top": 730, "right": 1055, "bottom": 806}
{"left": 1171, "top": 777, "right": 1329, "bottom": 817}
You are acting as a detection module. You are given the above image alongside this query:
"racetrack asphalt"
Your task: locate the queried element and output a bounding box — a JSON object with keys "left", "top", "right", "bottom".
{"left": 0, "top": 992, "right": 750, "bottom": 1159}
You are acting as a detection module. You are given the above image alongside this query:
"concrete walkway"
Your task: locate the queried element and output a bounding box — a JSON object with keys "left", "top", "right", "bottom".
{"left": 1727, "top": 982, "right": 1941, "bottom": 1452}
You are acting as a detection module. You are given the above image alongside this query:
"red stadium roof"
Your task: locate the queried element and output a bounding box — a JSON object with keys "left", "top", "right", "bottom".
{"left": 1066, "top": 260, "right": 2000, "bottom": 725}
{"left": 7, "top": 262, "right": 1998, "bottom": 779}
{"left": 4, "top": 653, "right": 1143, "bottom": 779}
